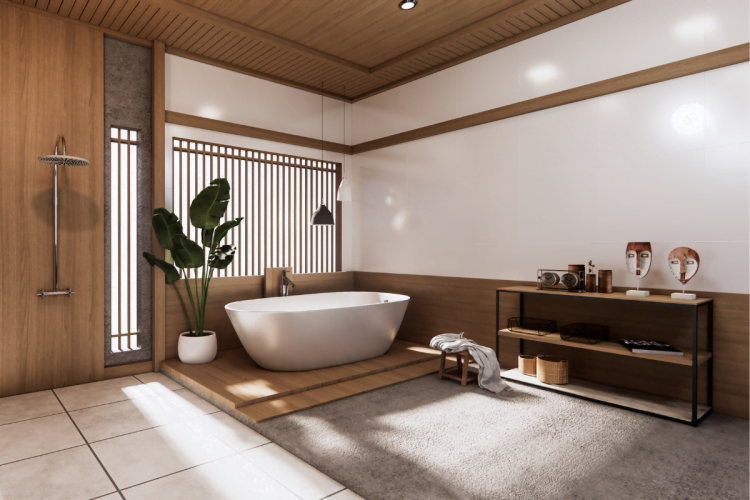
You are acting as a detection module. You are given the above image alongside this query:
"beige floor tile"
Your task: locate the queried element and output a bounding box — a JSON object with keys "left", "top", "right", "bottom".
{"left": 95, "top": 495, "right": 123, "bottom": 499}
{"left": 55, "top": 377, "right": 155, "bottom": 411}
{"left": 92, "top": 419, "right": 234, "bottom": 489}
{"left": 70, "top": 394, "right": 188, "bottom": 442}
{"left": 0, "top": 413, "right": 84, "bottom": 465}
{"left": 194, "top": 412, "right": 269, "bottom": 452}
{"left": 134, "top": 372, "right": 183, "bottom": 393}
{"left": 329, "top": 490, "right": 366, "bottom": 500}
{"left": 243, "top": 444, "right": 343, "bottom": 500}
{"left": 159, "top": 389, "right": 219, "bottom": 417}
{"left": 0, "top": 446, "right": 115, "bottom": 500}
{"left": 0, "top": 390, "right": 65, "bottom": 426}
{"left": 122, "top": 454, "right": 298, "bottom": 500}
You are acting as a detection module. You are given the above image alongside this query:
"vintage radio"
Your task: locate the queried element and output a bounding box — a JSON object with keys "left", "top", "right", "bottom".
{"left": 536, "top": 268, "right": 585, "bottom": 293}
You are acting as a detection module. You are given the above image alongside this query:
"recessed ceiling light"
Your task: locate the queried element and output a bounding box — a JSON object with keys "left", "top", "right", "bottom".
{"left": 399, "top": 0, "right": 417, "bottom": 10}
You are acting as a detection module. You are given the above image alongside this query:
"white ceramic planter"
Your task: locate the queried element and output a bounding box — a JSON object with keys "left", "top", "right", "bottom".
{"left": 178, "top": 331, "right": 217, "bottom": 364}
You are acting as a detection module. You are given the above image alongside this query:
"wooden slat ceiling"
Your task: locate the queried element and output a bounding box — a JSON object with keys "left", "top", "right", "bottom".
{"left": 8, "top": 0, "right": 629, "bottom": 101}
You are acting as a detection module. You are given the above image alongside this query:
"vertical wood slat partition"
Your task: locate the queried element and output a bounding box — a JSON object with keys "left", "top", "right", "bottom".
{"left": 110, "top": 127, "right": 140, "bottom": 353}
{"left": 171, "top": 138, "right": 341, "bottom": 276}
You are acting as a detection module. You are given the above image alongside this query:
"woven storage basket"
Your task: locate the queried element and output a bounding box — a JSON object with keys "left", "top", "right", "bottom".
{"left": 536, "top": 355, "right": 568, "bottom": 385}
{"left": 518, "top": 355, "right": 537, "bottom": 375}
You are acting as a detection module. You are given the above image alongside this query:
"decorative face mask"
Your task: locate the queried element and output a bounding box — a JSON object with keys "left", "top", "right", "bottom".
{"left": 625, "top": 242, "right": 652, "bottom": 279}
{"left": 668, "top": 247, "right": 700, "bottom": 285}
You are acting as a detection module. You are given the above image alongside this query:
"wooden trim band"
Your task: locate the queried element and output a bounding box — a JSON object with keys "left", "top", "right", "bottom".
{"left": 166, "top": 111, "right": 354, "bottom": 156}
{"left": 353, "top": 44, "right": 750, "bottom": 154}
{"left": 152, "top": 40, "right": 167, "bottom": 373}
{"left": 0, "top": 0, "right": 153, "bottom": 48}
{"left": 166, "top": 47, "right": 352, "bottom": 103}
{"left": 104, "top": 360, "right": 154, "bottom": 380}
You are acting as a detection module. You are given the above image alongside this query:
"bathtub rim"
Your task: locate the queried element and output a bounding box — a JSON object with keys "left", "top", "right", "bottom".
{"left": 224, "top": 291, "right": 410, "bottom": 315}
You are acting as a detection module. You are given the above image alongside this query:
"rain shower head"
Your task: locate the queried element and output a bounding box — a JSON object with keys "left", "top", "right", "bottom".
{"left": 37, "top": 155, "right": 90, "bottom": 166}
{"left": 37, "top": 136, "right": 90, "bottom": 166}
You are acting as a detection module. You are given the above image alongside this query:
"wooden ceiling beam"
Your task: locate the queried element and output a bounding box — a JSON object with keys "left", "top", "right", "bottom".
{"left": 162, "top": 0, "right": 376, "bottom": 77}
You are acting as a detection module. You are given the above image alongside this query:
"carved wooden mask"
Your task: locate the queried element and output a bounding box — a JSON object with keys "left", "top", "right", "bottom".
{"left": 626, "top": 242, "right": 652, "bottom": 279}
{"left": 668, "top": 247, "right": 700, "bottom": 285}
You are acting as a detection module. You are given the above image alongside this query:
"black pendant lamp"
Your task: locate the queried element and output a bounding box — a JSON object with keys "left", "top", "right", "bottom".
{"left": 311, "top": 82, "right": 335, "bottom": 226}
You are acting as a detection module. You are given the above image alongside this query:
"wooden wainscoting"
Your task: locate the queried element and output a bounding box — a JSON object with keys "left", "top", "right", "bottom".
{"left": 0, "top": 5, "right": 105, "bottom": 397}
{"left": 354, "top": 272, "right": 749, "bottom": 419}
{"left": 165, "top": 272, "right": 354, "bottom": 360}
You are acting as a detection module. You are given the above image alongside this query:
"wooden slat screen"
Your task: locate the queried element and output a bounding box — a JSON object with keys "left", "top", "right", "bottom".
{"left": 110, "top": 127, "right": 140, "bottom": 352}
{"left": 171, "top": 138, "right": 341, "bottom": 277}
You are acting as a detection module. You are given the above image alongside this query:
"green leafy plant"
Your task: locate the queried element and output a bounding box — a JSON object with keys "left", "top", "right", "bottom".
{"left": 143, "top": 178, "right": 243, "bottom": 336}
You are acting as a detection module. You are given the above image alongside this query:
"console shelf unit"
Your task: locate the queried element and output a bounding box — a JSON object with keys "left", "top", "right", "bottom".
{"left": 495, "top": 286, "right": 713, "bottom": 426}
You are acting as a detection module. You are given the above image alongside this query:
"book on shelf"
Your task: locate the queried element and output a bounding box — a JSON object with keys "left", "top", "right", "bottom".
{"left": 618, "top": 339, "right": 683, "bottom": 356}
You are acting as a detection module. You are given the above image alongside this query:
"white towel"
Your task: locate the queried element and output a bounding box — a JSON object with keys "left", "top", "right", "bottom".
{"left": 430, "top": 333, "right": 508, "bottom": 394}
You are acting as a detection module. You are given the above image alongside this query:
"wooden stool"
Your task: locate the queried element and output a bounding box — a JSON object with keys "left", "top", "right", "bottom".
{"left": 438, "top": 350, "right": 478, "bottom": 387}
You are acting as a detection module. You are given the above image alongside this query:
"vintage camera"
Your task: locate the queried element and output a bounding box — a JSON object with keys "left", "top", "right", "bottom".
{"left": 537, "top": 269, "right": 585, "bottom": 293}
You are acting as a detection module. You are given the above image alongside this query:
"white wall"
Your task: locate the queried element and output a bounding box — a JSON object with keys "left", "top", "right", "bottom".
{"left": 353, "top": 0, "right": 749, "bottom": 294}
{"left": 165, "top": 55, "right": 355, "bottom": 271}
{"left": 353, "top": 0, "right": 749, "bottom": 143}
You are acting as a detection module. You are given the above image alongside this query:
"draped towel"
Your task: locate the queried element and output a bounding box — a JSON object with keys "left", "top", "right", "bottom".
{"left": 430, "top": 333, "right": 508, "bottom": 394}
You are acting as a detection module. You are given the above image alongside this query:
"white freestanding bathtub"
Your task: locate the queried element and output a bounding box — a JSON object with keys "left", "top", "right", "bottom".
{"left": 225, "top": 292, "right": 410, "bottom": 371}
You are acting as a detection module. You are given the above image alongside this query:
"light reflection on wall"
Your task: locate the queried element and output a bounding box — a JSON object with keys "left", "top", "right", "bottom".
{"left": 198, "top": 106, "right": 222, "bottom": 120}
{"left": 526, "top": 64, "right": 559, "bottom": 84}
{"left": 673, "top": 16, "right": 717, "bottom": 43}
{"left": 392, "top": 210, "right": 408, "bottom": 231}
{"left": 670, "top": 103, "right": 705, "bottom": 134}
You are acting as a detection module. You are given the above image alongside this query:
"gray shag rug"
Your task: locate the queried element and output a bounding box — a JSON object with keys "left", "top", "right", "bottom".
{"left": 255, "top": 375, "right": 749, "bottom": 500}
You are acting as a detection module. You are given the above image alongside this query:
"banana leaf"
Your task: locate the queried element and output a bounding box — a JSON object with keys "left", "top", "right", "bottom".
{"left": 203, "top": 217, "right": 244, "bottom": 250}
{"left": 142, "top": 252, "right": 180, "bottom": 284}
{"left": 151, "top": 208, "right": 183, "bottom": 251}
{"left": 190, "top": 178, "right": 230, "bottom": 230}
{"left": 171, "top": 234, "right": 205, "bottom": 268}
{"left": 208, "top": 245, "right": 236, "bottom": 270}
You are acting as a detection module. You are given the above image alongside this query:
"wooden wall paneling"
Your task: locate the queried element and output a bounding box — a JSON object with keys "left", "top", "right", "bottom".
{"left": 353, "top": 272, "right": 749, "bottom": 419}
{"left": 0, "top": 5, "right": 105, "bottom": 396}
{"left": 352, "top": 44, "right": 750, "bottom": 152}
{"left": 164, "top": 272, "right": 355, "bottom": 359}
{"left": 165, "top": 110, "right": 354, "bottom": 153}
{"left": 152, "top": 39, "right": 166, "bottom": 372}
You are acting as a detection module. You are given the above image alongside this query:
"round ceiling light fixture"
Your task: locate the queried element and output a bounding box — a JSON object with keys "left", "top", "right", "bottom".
{"left": 398, "top": 0, "right": 417, "bottom": 10}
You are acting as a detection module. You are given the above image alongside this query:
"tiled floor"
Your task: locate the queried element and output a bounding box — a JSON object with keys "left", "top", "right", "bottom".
{"left": 0, "top": 373, "right": 364, "bottom": 500}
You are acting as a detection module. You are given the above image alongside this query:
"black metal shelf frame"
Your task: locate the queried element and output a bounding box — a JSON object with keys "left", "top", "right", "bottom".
{"left": 495, "top": 289, "right": 713, "bottom": 426}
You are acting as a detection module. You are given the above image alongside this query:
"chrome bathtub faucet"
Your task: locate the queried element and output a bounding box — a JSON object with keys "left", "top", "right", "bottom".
{"left": 280, "top": 270, "right": 296, "bottom": 297}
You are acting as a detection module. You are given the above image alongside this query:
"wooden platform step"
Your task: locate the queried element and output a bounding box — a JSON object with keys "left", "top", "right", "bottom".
{"left": 238, "top": 357, "right": 454, "bottom": 423}
{"left": 161, "top": 340, "right": 443, "bottom": 410}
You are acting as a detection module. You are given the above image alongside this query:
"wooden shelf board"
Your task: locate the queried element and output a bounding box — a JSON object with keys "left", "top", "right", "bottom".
{"left": 498, "top": 286, "right": 712, "bottom": 306}
{"left": 502, "top": 369, "right": 710, "bottom": 423}
{"left": 498, "top": 329, "right": 711, "bottom": 366}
